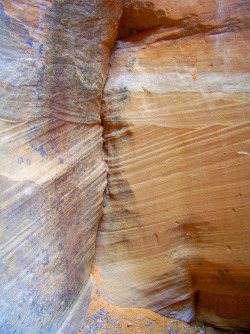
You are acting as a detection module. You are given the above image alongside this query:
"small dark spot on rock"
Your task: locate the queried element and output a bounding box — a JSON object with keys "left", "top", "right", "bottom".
{"left": 218, "top": 269, "right": 225, "bottom": 276}
{"left": 225, "top": 269, "right": 229, "bottom": 273}
{"left": 120, "top": 93, "right": 128, "bottom": 102}
{"left": 59, "top": 158, "right": 64, "bottom": 164}
{"left": 38, "top": 44, "right": 43, "bottom": 55}
{"left": 17, "top": 156, "right": 24, "bottom": 165}
{"left": 27, "top": 39, "right": 33, "bottom": 47}
{"left": 26, "top": 158, "right": 31, "bottom": 166}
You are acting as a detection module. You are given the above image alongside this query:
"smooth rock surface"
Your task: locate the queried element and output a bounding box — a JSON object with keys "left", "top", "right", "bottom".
{"left": 95, "top": 0, "right": 250, "bottom": 330}
{"left": 0, "top": 0, "right": 122, "bottom": 333}
{"left": 1, "top": 0, "right": 250, "bottom": 332}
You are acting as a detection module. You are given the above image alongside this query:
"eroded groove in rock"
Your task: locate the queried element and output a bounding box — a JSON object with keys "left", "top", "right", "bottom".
{"left": 0, "top": 1, "right": 122, "bottom": 333}
{"left": 95, "top": 0, "right": 250, "bottom": 330}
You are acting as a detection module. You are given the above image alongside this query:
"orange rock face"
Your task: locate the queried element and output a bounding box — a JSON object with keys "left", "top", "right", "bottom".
{"left": 0, "top": 0, "right": 249, "bottom": 332}
{"left": 95, "top": 0, "right": 250, "bottom": 330}
{"left": 0, "top": 0, "right": 122, "bottom": 333}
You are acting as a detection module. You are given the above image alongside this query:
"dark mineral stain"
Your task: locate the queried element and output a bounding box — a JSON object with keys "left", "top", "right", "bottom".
{"left": 218, "top": 269, "right": 225, "bottom": 276}
{"left": 27, "top": 39, "right": 33, "bottom": 47}
{"left": 17, "top": 156, "right": 24, "bottom": 165}
{"left": 120, "top": 93, "right": 128, "bottom": 102}
{"left": 59, "top": 158, "right": 64, "bottom": 164}
{"left": 32, "top": 144, "right": 48, "bottom": 158}
{"left": 119, "top": 84, "right": 130, "bottom": 102}
{"left": 38, "top": 44, "right": 43, "bottom": 55}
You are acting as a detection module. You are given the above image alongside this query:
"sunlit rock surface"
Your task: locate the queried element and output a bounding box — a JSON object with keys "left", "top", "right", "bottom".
{"left": 0, "top": 0, "right": 122, "bottom": 333}
{"left": 95, "top": 0, "right": 250, "bottom": 330}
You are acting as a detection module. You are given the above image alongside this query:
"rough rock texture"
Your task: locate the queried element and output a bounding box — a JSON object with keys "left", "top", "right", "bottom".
{"left": 95, "top": 0, "right": 250, "bottom": 330}
{"left": 0, "top": 1, "right": 122, "bottom": 333}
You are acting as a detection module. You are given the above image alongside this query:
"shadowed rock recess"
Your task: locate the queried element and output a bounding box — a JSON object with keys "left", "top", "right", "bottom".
{"left": 0, "top": 0, "right": 249, "bottom": 333}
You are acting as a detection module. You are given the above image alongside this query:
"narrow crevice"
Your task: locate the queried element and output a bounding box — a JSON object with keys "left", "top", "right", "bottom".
{"left": 92, "top": 12, "right": 124, "bottom": 258}
{"left": 100, "top": 102, "right": 111, "bottom": 212}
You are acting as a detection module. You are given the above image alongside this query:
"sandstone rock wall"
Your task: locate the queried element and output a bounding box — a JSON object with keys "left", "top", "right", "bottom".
{"left": 0, "top": 1, "right": 122, "bottom": 333}
{"left": 95, "top": 0, "right": 250, "bottom": 330}
{"left": 0, "top": 0, "right": 249, "bottom": 332}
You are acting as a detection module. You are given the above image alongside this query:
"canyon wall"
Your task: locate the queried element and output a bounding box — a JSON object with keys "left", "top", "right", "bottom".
{"left": 95, "top": 0, "right": 250, "bottom": 330}
{"left": 0, "top": 1, "right": 122, "bottom": 333}
{"left": 0, "top": 0, "right": 249, "bottom": 333}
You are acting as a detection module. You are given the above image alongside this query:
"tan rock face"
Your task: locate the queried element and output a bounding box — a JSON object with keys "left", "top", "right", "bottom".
{"left": 1, "top": 0, "right": 249, "bottom": 332}
{"left": 0, "top": 0, "right": 122, "bottom": 333}
{"left": 95, "top": 0, "right": 250, "bottom": 330}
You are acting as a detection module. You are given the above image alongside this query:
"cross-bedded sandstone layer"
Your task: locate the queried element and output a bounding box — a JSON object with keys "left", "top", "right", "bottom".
{"left": 0, "top": 1, "right": 122, "bottom": 333}
{"left": 0, "top": 0, "right": 249, "bottom": 333}
{"left": 95, "top": 0, "right": 250, "bottom": 330}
